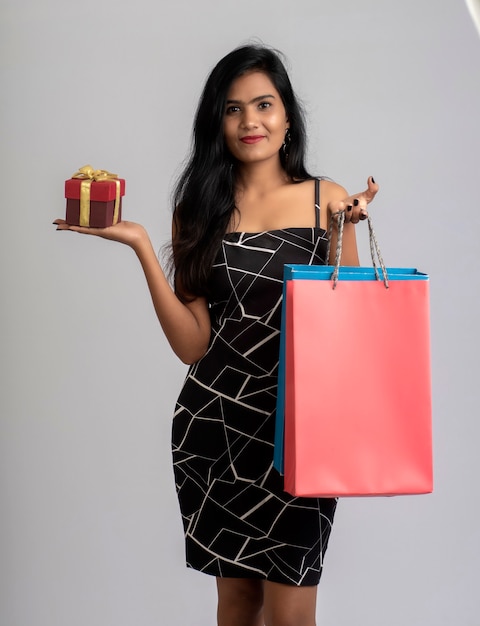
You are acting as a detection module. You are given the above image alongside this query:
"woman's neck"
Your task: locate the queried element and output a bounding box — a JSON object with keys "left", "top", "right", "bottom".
{"left": 234, "top": 159, "right": 290, "bottom": 196}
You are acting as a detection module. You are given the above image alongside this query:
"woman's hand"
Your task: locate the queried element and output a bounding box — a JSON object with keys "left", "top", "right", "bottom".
{"left": 53, "top": 219, "right": 148, "bottom": 251}
{"left": 323, "top": 176, "right": 379, "bottom": 265}
{"left": 327, "top": 176, "right": 379, "bottom": 224}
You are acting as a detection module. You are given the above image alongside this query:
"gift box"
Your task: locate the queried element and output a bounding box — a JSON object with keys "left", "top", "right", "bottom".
{"left": 65, "top": 165, "right": 125, "bottom": 227}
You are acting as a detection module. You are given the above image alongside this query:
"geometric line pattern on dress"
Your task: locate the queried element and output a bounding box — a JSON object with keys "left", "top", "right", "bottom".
{"left": 172, "top": 226, "right": 336, "bottom": 586}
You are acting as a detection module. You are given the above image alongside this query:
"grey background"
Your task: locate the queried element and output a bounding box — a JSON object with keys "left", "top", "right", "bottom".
{"left": 1, "top": 0, "right": 479, "bottom": 624}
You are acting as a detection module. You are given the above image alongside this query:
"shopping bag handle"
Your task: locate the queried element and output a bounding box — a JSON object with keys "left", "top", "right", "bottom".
{"left": 326, "top": 211, "right": 389, "bottom": 289}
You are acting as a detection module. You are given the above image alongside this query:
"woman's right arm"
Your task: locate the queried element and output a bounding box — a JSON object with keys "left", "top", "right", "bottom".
{"left": 53, "top": 219, "right": 211, "bottom": 364}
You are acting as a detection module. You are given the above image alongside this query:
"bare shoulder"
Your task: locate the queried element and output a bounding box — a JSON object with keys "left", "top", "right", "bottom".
{"left": 320, "top": 179, "right": 348, "bottom": 203}
{"left": 284, "top": 178, "right": 336, "bottom": 203}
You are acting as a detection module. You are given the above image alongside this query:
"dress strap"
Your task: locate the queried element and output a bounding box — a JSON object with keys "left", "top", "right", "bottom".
{"left": 314, "top": 178, "right": 321, "bottom": 228}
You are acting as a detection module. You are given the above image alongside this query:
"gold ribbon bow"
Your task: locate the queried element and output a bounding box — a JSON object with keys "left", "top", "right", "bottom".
{"left": 71, "top": 164, "right": 121, "bottom": 227}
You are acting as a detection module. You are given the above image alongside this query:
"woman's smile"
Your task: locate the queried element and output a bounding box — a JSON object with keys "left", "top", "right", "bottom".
{"left": 240, "top": 135, "right": 265, "bottom": 144}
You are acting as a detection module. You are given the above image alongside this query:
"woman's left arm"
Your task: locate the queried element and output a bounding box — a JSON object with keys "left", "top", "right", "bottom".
{"left": 324, "top": 176, "right": 379, "bottom": 266}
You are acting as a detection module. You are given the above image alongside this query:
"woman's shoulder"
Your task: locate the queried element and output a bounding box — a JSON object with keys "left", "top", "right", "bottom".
{"left": 292, "top": 177, "right": 347, "bottom": 193}
{"left": 289, "top": 178, "right": 348, "bottom": 207}
{"left": 318, "top": 178, "right": 348, "bottom": 200}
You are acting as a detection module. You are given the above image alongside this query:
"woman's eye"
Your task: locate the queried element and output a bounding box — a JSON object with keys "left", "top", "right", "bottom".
{"left": 226, "top": 105, "right": 240, "bottom": 114}
{"left": 258, "top": 102, "right": 271, "bottom": 110}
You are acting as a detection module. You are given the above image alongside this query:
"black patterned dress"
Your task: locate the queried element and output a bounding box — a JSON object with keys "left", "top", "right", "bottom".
{"left": 172, "top": 180, "right": 337, "bottom": 586}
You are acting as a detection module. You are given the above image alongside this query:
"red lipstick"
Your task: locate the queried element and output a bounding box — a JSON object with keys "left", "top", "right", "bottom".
{"left": 240, "top": 136, "right": 265, "bottom": 144}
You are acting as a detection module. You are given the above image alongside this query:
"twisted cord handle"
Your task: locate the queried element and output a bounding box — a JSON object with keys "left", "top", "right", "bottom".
{"left": 326, "top": 212, "right": 389, "bottom": 289}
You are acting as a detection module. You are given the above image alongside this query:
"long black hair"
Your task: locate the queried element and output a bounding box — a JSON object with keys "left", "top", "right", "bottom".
{"left": 171, "top": 44, "right": 313, "bottom": 300}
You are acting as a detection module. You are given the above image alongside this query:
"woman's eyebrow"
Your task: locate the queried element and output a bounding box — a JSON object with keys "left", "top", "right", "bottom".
{"left": 226, "top": 94, "right": 275, "bottom": 105}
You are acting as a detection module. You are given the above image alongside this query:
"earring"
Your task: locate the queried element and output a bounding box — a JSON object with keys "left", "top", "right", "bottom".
{"left": 282, "top": 129, "right": 291, "bottom": 159}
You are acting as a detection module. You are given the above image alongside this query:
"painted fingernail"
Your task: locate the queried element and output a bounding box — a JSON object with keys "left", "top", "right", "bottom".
{"left": 353, "top": 198, "right": 359, "bottom": 206}
{"left": 347, "top": 205, "right": 353, "bottom": 212}
{"left": 371, "top": 177, "right": 376, "bottom": 184}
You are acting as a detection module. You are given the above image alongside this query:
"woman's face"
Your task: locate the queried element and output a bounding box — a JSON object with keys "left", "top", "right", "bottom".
{"left": 223, "top": 70, "right": 289, "bottom": 165}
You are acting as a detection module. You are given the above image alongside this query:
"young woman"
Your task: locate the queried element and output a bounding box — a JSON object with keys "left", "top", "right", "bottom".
{"left": 55, "top": 45, "right": 378, "bottom": 626}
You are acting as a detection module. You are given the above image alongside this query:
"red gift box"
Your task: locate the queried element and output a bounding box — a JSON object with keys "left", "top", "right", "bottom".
{"left": 65, "top": 165, "right": 125, "bottom": 228}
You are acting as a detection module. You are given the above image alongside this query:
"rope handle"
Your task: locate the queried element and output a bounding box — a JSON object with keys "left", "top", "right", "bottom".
{"left": 325, "top": 211, "right": 389, "bottom": 289}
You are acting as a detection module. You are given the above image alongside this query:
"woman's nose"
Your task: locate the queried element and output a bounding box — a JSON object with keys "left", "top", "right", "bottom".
{"left": 241, "top": 107, "right": 258, "bottom": 129}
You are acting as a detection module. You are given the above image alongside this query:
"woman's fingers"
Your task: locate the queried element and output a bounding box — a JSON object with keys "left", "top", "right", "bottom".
{"left": 52, "top": 218, "right": 147, "bottom": 248}
{"left": 53, "top": 219, "right": 102, "bottom": 235}
{"left": 53, "top": 219, "right": 82, "bottom": 232}
{"left": 363, "top": 176, "right": 379, "bottom": 203}
{"left": 340, "top": 198, "right": 365, "bottom": 224}
{"left": 337, "top": 176, "right": 378, "bottom": 223}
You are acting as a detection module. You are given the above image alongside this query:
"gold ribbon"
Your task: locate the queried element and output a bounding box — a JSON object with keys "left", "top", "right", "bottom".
{"left": 71, "top": 165, "right": 121, "bottom": 227}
